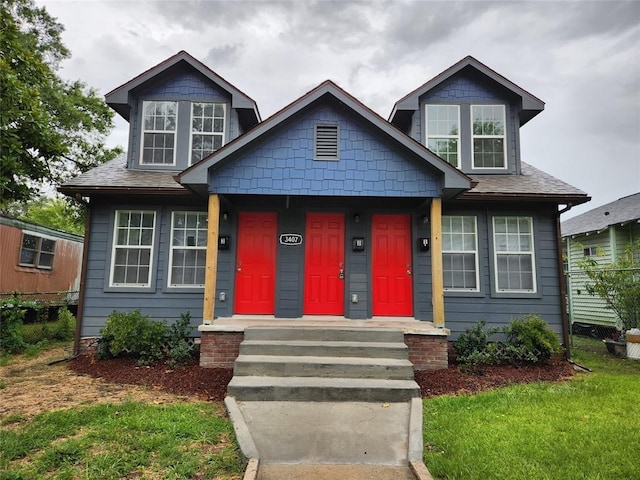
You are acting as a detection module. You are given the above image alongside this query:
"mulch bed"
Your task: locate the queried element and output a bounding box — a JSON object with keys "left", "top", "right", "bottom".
{"left": 71, "top": 353, "right": 576, "bottom": 402}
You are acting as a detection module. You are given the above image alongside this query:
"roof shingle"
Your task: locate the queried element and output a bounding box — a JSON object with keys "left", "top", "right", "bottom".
{"left": 561, "top": 192, "right": 640, "bottom": 237}
{"left": 58, "top": 154, "right": 188, "bottom": 196}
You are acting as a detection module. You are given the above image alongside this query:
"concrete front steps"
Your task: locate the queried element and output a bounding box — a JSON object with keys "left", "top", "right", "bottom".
{"left": 227, "top": 326, "right": 420, "bottom": 402}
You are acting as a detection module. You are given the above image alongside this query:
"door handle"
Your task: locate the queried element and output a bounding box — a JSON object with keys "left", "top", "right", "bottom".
{"left": 407, "top": 269, "right": 412, "bottom": 275}
{"left": 339, "top": 269, "right": 344, "bottom": 279}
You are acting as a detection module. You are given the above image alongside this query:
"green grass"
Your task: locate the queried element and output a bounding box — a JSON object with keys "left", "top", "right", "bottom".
{"left": 0, "top": 402, "right": 244, "bottom": 480}
{"left": 423, "top": 337, "right": 640, "bottom": 479}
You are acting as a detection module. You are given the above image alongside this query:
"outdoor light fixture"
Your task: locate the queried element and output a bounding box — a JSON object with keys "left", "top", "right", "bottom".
{"left": 421, "top": 214, "right": 429, "bottom": 224}
{"left": 353, "top": 213, "right": 360, "bottom": 223}
{"left": 222, "top": 211, "right": 229, "bottom": 221}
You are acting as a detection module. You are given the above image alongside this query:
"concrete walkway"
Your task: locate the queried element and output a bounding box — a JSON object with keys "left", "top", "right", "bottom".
{"left": 226, "top": 397, "right": 432, "bottom": 479}
{"left": 223, "top": 326, "right": 434, "bottom": 479}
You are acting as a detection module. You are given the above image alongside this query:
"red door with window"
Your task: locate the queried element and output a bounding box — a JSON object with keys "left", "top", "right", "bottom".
{"left": 304, "top": 213, "right": 345, "bottom": 315}
{"left": 234, "top": 212, "right": 277, "bottom": 314}
{"left": 372, "top": 214, "right": 413, "bottom": 316}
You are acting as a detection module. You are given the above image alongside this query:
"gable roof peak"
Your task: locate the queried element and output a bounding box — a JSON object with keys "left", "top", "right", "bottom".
{"left": 390, "top": 56, "right": 545, "bottom": 127}
{"left": 105, "top": 50, "right": 260, "bottom": 126}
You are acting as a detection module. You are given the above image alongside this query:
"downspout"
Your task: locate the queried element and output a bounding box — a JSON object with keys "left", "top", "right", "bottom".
{"left": 73, "top": 198, "right": 91, "bottom": 356}
{"left": 556, "top": 203, "right": 573, "bottom": 359}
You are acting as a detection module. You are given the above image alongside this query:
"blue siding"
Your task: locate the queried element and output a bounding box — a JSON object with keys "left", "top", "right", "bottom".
{"left": 209, "top": 106, "right": 441, "bottom": 197}
{"left": 426, "top": 75, "right": 500, "bottom": 101}
{"left": 146, "top": 72, "right": 228, "bottom": 98}
{"left": 80, "top": 202, "right": 213, "bottom": 338}
{"left": 411, "top": 72, "right": 520, "bottom": 175}
{"left": 128, "top": 71, "right": 239, "bottom": 171}
{"left": 443, "top": 207, "right": 563, "bottom": 339}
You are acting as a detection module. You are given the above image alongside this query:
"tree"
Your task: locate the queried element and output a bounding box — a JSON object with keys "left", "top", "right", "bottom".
{"left": 25, "top": 195, "right": 85, "bottom": 234}
{"left": 579, "top": 240, "right": 640, "bottom": 335}
{"left": 0, "top": 0, "right": 120, "bottom": 206}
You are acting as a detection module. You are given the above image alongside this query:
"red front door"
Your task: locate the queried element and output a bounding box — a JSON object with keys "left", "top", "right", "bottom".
{"left": 372, "top": 214, "right": 413, "bottom": 316}
{"left": 304, "top": 213, "right": 345, "bottom": 315}
{"left": 235, "top": 212, "right": 277, "bottom": 314}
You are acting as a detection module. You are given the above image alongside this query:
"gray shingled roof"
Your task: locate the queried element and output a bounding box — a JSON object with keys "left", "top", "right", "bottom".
{"left": 461, "top": 162, "right": 589, "bottom": 202}
{"left": 58, "top": 154, "right": 188, "bottom": 196}
{"left": 561, "top": 192, "right": 640, "bottom": 237}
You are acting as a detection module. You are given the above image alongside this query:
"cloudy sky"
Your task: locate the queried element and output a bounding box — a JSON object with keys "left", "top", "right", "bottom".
{"left": 39, "top": 0, "right": 639, "bottom": 219}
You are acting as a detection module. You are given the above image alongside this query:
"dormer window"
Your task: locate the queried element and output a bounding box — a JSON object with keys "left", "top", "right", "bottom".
{"left": 426, "top": 105, "right": 460, "bottom": 168}
{"left": 141, "top": 101, "right": 177, "bottom": 165}
{"left": 191, "top": 103, "right": 225, "bottom": 164}
{"left": 471, "top": 105, "right": 506, "bottom": 169}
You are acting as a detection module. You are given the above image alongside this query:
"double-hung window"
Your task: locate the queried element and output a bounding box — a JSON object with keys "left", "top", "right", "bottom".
{"left": 442, "top": 216, "right": 478, "bottom": 291}
{"left": 141, "top": 101, "right": 177, "bottom": 165}
{"left": 191, "top": 103, "right": 225, "bottom": 164}
{"left": 110, "top": 210, "right": 156, "bottom": 287}
{"left": 493, "top": 216, "right": 536, "bottom": 293}
{"left": 471, "top": 105, "right": 506, "bottom": 169}
{"left": 19, "top": 233, "right": 55, "bottom": 269}
{"left": 426, "top": 105, "right": 460, "bottom": 168}
{"left": 169, "top": 211, "right": 207, "bottom": 287}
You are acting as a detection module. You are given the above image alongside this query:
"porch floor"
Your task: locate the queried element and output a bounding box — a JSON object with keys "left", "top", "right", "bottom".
{"left": 199, "top": 316, "right": 448, "bottom": 336}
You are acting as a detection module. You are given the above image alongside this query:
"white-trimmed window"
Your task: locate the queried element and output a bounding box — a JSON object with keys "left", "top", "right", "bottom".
{"left": 191, "top": 103, "right": 225, "bottom": 164}
{"left": 426, "top": 105, "right": 460, "bottom": 168}
{"left": 442, "top": 216, "right": 478, "bottom": 291}
{"left": 110, "top": 210, "right": 156, "bottom": 287}
{"left": 19, "top": 233, "right": 55, "bottom": 269}
{"left": 141, "top": 101, "right": 177, "bottom": 165}
{"left": 472, "top": 105, "right": 506, "bottom": 169}
{"left": 493, "top": 216, "right": 536, "bottom": 293}
{"left": 169, "top": 211, "right": 208, "bottom": 287}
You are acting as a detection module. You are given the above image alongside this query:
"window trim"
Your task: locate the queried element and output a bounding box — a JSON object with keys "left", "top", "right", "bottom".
{"left": 167, "top": 211, "right": 208, "bottom": 288}
{"left": 189, "top": 102, "right": 226, "bottom": 166}
{"left": 18, "top": 231, "right": 56, "bottom": 270}
{"left": 314, "top": 124, "right": 340, "bottom": 161}
{"left": 109, "top": 210, "right": 157, "bottom": 288}
{"left": 442, "top": 215, "right": 479, "bottom": 292}
{"left": 140, "top": 100, "right": 178, "bottom": 166}
{"left": 471, "top": 104, "right": 507, "bottom": 170}
{"left": 425, "top": 104, "right": 461, "bottom": 168}
{"left": 492, "top": 216, "right": 537, "bottom": 294}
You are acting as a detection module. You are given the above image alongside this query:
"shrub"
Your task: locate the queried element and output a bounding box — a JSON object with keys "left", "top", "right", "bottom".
{"left": 455, "top": 316, "right": 561, "bottom": 371}
{"left": 454, "top": 320, "right": 501, "bottom": 372}
{"left": 99, "top": 310, "right": 166, "bottom": 364}
{"left": 578, "top": 240, "right": 640, "bottom": 334}
{"left": 504, "top": 314, "right": 561, "bottom": 363}
{"left": 0, "top": 295, "right": 39, "bottom": 354}
{"left": 53, "top": 307, "right": 76, "bottom": 341}
{"left": 166, "top": 312, "right": 195, "bottom": 368}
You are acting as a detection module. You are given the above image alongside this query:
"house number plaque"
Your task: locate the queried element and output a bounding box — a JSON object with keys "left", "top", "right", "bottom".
{"left": 279, "top": 234, "right": 303, "bottom": 246}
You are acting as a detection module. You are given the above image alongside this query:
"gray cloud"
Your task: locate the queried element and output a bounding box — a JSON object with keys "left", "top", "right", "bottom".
{"left": 38, "top": 0, "right": 640, "bottom": 216}
{"left": 205, "top": 43, "right": 245, "bottom": 67}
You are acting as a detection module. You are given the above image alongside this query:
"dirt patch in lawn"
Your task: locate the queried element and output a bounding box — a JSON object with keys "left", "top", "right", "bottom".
{"left": 2, "top": 347, "right": 574, "bottom": 421}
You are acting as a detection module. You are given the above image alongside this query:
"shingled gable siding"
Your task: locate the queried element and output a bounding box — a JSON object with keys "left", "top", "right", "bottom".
{"left": 412, "top": 74, "right": 520, "bottom": 175}
{"left": 208, "top": 106, "right": 440, "bottom": 197}
{"left": 127, "top": 71, "right": 239, "bottom": 172}
{"left": 78, "top": 202, "right": 222, "bottom": 339}
{"left": 442, "top": 206, "right": 564, "bottom": 340}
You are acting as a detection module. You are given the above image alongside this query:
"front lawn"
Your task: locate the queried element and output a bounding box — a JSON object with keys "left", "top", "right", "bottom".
{"left": 423, "top": 337, "right": 640, "bottom": 479}
{"left": 0, "top": 402, "right": 244, "bottom": 480}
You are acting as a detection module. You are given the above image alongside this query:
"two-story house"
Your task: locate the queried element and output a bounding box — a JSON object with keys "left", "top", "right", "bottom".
{"left": 60, "top": 51, "right": 589, "bottom": 369}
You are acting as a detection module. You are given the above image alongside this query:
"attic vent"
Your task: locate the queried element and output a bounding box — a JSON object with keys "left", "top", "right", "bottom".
{"left": 314, "top": 124, "right": 339, "bottom": 160}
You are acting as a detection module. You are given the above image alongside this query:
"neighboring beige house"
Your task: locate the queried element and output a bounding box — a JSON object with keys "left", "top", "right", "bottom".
{"left": 562, "top": 193, "right": 640, "bottom": 329}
